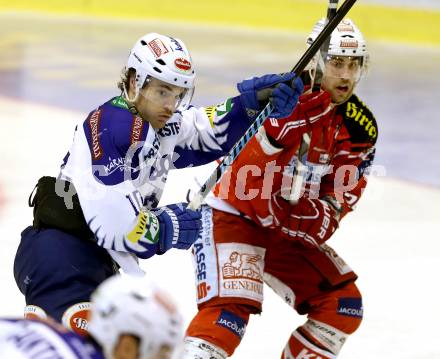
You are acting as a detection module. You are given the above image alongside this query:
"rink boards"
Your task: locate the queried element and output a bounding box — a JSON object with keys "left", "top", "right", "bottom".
{"left": 1, "top": 0, "right": 440, "bottom": 45}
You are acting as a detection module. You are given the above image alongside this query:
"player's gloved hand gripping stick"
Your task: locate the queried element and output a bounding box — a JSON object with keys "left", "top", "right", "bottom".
{"left": 188, "top": 0, "right": 357, "bottom": 210}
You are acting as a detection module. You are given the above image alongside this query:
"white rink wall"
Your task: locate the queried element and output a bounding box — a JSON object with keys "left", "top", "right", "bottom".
{"left": 362, "top": 0, "right": 440, "bottom": 9}
{"left": 1, "top": 98, "right": 439, "bottom": 358}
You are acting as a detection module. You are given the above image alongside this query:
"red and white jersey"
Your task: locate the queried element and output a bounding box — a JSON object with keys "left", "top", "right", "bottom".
{"left": 207, "top": 93, "right": 378, "bottom": 229}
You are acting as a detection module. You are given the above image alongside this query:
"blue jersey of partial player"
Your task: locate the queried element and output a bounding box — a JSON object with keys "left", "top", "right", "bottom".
{"left": 59, "top": 95, "right": 248, "bottom": 261}
{"left": 0, "top": 318, "right": 104, "bottom": 359}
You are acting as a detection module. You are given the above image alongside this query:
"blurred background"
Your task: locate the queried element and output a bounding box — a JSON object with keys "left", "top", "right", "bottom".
{"left": 0, "top": 1, "right": 439, "bottom": 358}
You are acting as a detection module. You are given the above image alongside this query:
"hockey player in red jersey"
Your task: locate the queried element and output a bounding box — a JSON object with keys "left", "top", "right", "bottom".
{"left": 180, "top": 18, "right": 377, "bottom": 358}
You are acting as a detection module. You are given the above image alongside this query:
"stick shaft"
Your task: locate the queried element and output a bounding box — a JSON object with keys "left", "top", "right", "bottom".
{"left": 288, "top": 0, "right": 339, "bottom": 203}
{"left": 327, "top": 0, "right": 339, "bottom": 18}
{"left": 188, "top": 102, "right": 274, "bottom": 210}
{"left": 291, "top": 0, "right": 355, "bottom": 74}
{"left": 323, "top": 0, "right": 339, "bottom": 60}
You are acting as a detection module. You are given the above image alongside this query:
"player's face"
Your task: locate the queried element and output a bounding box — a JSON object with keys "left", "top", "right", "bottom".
{"left": 151, "top": 345, "right": 173, "bottom": 359}
{"left": 135, "top": 78, "right": 185, "bottom": 129}
{"left": 321, "top": 56, "right": 362, "bottom": 104}
{"left": 113, "top": 334, "right": 139, "bottom": 359}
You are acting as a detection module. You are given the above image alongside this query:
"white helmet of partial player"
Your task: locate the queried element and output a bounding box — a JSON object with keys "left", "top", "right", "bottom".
{"left": 307, "top": 18, "right": 369, "bottom": 82}
{"left": 88, "top": 275, "right": 183, "bottom": 359}
{"left": 123, "top": 32, "right": 195, "bottom": 111}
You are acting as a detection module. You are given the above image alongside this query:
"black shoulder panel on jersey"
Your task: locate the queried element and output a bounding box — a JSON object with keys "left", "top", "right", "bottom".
{"left": 337, "top": 94, "right": 378, "bottom": 145}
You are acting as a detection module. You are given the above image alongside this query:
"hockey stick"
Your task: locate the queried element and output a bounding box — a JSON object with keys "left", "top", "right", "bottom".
{"left": 312, "top": 0, "right": 339, "bottom": 88}
{"left": 288, "top": 0, "right": 339, "bottom": 203}
{"left": 188, "top": 0, "right": 356, "bottom": 210}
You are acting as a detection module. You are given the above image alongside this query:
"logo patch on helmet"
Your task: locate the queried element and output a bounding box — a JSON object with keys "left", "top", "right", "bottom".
{"left": 340, "top": 39, "right": 358, "bottom": 48}
{"left": 337, "top": 20, "right": 355, "bottom": 32}
{"left": 147, "top": 38, "right": 169, "bottom": 58}
{"left": 169, "top": 37, "right": 184, "bottom": 52}
{"left": 174, "top": 58, "right": 192, "bottom": 72}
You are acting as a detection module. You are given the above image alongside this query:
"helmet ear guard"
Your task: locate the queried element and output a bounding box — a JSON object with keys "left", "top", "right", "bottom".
{"left": 122, "top": 33, "right": 196, "bottom": 111}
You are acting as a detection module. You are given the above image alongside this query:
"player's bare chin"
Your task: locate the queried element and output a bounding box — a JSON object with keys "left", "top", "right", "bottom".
{"left": 113, "top": 335, "right": 140, "bottom": 359}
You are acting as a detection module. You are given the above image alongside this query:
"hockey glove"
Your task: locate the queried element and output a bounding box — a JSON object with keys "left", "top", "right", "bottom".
{"left": 153, "top": 203, "right": 202, "bottom": 254}
{"left": 237, "top": 73, "right": 304, "bottom": 119}
{"left": 263, "top": 89, "right": 332, "bottom": 148}
{"left": 124, "top": 203, "right": 201, "bottom": 258}
{"left": 269, "top": 195, "right": 340, "bottom": 248}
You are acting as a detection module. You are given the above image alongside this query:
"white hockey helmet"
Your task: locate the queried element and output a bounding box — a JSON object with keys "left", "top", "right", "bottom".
{"left": 124, "top": 32, "right": 195, "bottom": 111}
{"left": 88, "top": 275, "right": 183, "bottom": 359}
{"left": 0, "top": 339, "right": 27, "bottom": 358}
{"left": 307, "top": 18, "right": 369, "bottom": 82}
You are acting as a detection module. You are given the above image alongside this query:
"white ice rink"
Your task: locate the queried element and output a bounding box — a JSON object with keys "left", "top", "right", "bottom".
{"left": 0, "top": 97, "right": 439, "bottom": 358}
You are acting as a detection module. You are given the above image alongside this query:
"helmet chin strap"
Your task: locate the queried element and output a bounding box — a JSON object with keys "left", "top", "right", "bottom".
{"left": 123, "top": 83, "right": 139, "bottom": 103}
{"left": 304, "top": 52, "right": 326, "bottom": 92}
{"left": 122, "top": 82, "right": 142, "bottom": 115}
{"left": 122, "top": 74, "right": 152, "bottom": 114}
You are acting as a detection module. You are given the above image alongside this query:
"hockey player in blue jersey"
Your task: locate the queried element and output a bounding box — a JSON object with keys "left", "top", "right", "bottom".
{"left": 13, "top": 32, "right": 304, "bottom": 333}
{"left": 1, "top": 275, "right": 184, "bottom": 359}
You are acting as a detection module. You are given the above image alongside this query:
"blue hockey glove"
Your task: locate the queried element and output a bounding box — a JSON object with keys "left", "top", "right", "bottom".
{"left": 154, "top": 203, "right": 202, "bottom": 254}
{"left": 237, "top": 73, "right": 304, "bottom": 119}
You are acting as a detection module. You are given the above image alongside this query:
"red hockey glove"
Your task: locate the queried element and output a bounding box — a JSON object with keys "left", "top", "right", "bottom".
{"left": 263, "top": 90, "right": 332, "bottom": 148}
{"left": 269, "top": 194, "right": 340, "bottom": 248}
